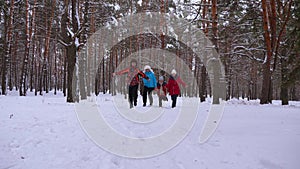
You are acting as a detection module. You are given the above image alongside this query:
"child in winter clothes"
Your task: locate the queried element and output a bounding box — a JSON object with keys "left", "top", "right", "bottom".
{"left": 113, "top": 59, "right": 148, "bottom": 108}
{"left": 156, "top": 76, "right": 168, "bottom": 107}
{"left": 142, "top": 65, "right": 157, "bottom": 106}
{"left": 166, "top": 69, "right": 186, "bottom": 108}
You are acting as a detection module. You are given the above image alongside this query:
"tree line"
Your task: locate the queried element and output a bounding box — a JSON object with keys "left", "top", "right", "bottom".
{"left": 0, "top": 0, "right": 299, "bottom": 105}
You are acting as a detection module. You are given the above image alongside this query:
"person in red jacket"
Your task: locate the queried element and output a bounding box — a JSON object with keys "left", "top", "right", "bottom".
{"left": 166, "top": 69, "right": 186, "bottom": 108}
{"left": 113, "top": 59, "right": 148, "bottom": 108}
{"left": 156, "top": 76, "right": 168, "bottom": 107}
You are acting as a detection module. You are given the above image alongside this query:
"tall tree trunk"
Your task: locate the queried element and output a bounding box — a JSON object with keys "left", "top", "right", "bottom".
{"left": 65, "top": 0, "right": 80, "bottom": 102}
{"left": 34, "top": 53, "right": 38, "bottom": 96}
{"left": 267, "top": 0, "right": 277, "bottom": 103}
{"left": 39, "top": 54, "right": 43, "bottom": 96}
{"left": 279, "top": 1, "right": 293, "bottom": 104}
{"left": 78, "top": 0, "right": 89, "bottom": 99}
{"left": 200, "top": 65, "right": 207, "bottom": 102}
{"left": 102, "top": 58, "right": 105, "bottom": 94}
{"left": 42, "top": 0, "right": 56, "bottom": 94}
{"left": 79, "top": 48, "right": 87, "bottom": 99}
{"left": 20, "top": 0, "right": 30, "bottom": 96}
{"left": 280, "top": 45, "right": 289, "bottom": 105}
{"left": 29, "top": 0, "right": 37, "bottom": 92}
{"left": 2, "top": 0, "right": 14, "bottom": 95}
{"left": 10, "top": 28, "right": 19, "bottom": 91}
{"left": 211, "top": 0, "right": 218, "bottom": 52}
{"left": 198, "top": 0, "right": 209, "bottom": 102}
{"left": 211, "top": 0, "right": 220, "bottom": 104}
{"left": 54, "top": 43, "right": 58, "bottom": 95}
{"left": 61, "top": 0, "right": 71, "bottom": 100}
{"left": 260, "top": 0, "right": 273, "bottom": 104}
{"left": 63, "top": 50, "right": 67, "bottom": 97}
{"left": 30, "top": 41, "right": 36, "bottom": 92}
{"left": 280, "top": 58, "right": 289, "bottom": 105}
{"left": 250, "top": 61, "right": 258, "bottom": 100}
{"left": 67, "top": 44, "right": 77, "bottom": 102}
{"left": 260, "top": 0, "right": 292, "bottom": 104}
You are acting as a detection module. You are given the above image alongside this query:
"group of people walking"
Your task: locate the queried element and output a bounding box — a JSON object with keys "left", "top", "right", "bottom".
{"left": 113, "top": 59, "right": 186, "bottom": 109}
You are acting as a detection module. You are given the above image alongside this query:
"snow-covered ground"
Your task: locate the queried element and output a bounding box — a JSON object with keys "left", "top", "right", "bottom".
{"left": 1, "top": 91, "right": 300, "bottom": 169}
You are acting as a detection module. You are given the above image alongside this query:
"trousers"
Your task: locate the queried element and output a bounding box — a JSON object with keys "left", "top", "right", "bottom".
{"left": 171, "top": 94, "right": 179, "bottom": 108}
{"left": 128, "top": 85, "right": 138, "bottom": 105}
{"left": 143, "top": 86, "right": 154, "bottom": 105}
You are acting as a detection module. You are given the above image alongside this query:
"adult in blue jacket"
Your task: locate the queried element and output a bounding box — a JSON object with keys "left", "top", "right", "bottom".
{"left": 142, "top": 65, "right": 157, "bottom": 106}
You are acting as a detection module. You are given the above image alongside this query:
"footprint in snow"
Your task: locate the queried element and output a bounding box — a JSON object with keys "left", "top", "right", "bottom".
{"left": 259, "top": 159, "right": 282, "bottom": 169}
{"left": 209, "top": 140, "right": 221, "bottom": 147}
{"left": 111, "top": 157, "right": 120, "bottom": 166}
{"left": 176, "top": 161, "right": 186, "bottom": 169}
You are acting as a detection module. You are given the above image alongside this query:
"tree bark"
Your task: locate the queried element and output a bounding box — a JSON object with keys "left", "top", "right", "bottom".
{"left": 211, "top": 0, "right": 218, "bottom": 52}
{"left": 211, "top": 0, "right": 220, "bottom": 104}
{"left": 2, "top": 0, "right": 14, "bottom": 95}
{"left": 280, "top": 57, "right": 289, "bottom": 105}
{"left": 200, "top": 65, "right": 207, "bottom": 102}
{"left": 79, "top": 48, "right": 87, "bottom": 100}
{"left": 54, "top": 43, "right": 58, "bottom": 95}
{"left": 60, "top": 0, "right": 80, "bottom": 102}
{"left": 29, "top": 0, "right": 37, "bottom": 92}
{"left": 63, "top": 50, "right": 67, "bottom": 97}
{"left": 19, "top": 0, "right": 30, "bottom": 96}
{"left": 67, "top": 44, "right": 77, "bottom": 102}
{"left": 42, "top": 0, "right": 56, "bottom": 94}
{"left": 260, "top": 0, "right": 273, "bottom": 104}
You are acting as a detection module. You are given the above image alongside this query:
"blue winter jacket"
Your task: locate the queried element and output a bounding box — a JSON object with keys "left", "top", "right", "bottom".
{"left": 143, "top": 71, "right": 157, "bottom": 88}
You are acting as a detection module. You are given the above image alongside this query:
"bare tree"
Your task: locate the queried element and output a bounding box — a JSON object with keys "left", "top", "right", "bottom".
{"left": 20, "top": 0, "right": 38, "bottom": 96}
{"left": 60, "top": 0, "right": 83, "bottom": 102}
{"left": 1, "top": 0, "right": 14, "bottom": 95}
{"left": 260, "top": 0, "right": 293, "bottom": 104}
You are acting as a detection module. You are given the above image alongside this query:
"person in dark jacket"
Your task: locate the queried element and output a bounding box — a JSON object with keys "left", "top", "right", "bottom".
{"left": 156, "top": 76, "right": 168, "bottom": 107}
{"left": 113, "top": 59, "right": 148, "bottom": 108}
{"left": 142, "top": 65, "right": 157, "bottom": 107}
{"left": 166, "top": 69, "right": 186, "bottom": 108}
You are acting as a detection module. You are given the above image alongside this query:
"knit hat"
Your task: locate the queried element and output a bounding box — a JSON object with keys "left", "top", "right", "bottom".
{"left": 171, "top": 69, "right": 177, "bottom": 74}
{"left": 144, "top": 65, "right": 151, "bottom": 71}
{"left": 159, "top": 76, "right": 164, "bottom": 81}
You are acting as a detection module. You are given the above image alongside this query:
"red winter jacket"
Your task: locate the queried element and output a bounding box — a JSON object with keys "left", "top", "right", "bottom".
{"left": 166, "top": 75, "right": 186, "bottom": 95}
{"left": 115, "top": 66, "right": 147, "bottom": 86}
{"left": 157, "top": 82, "right": 167, "bottom": 96}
